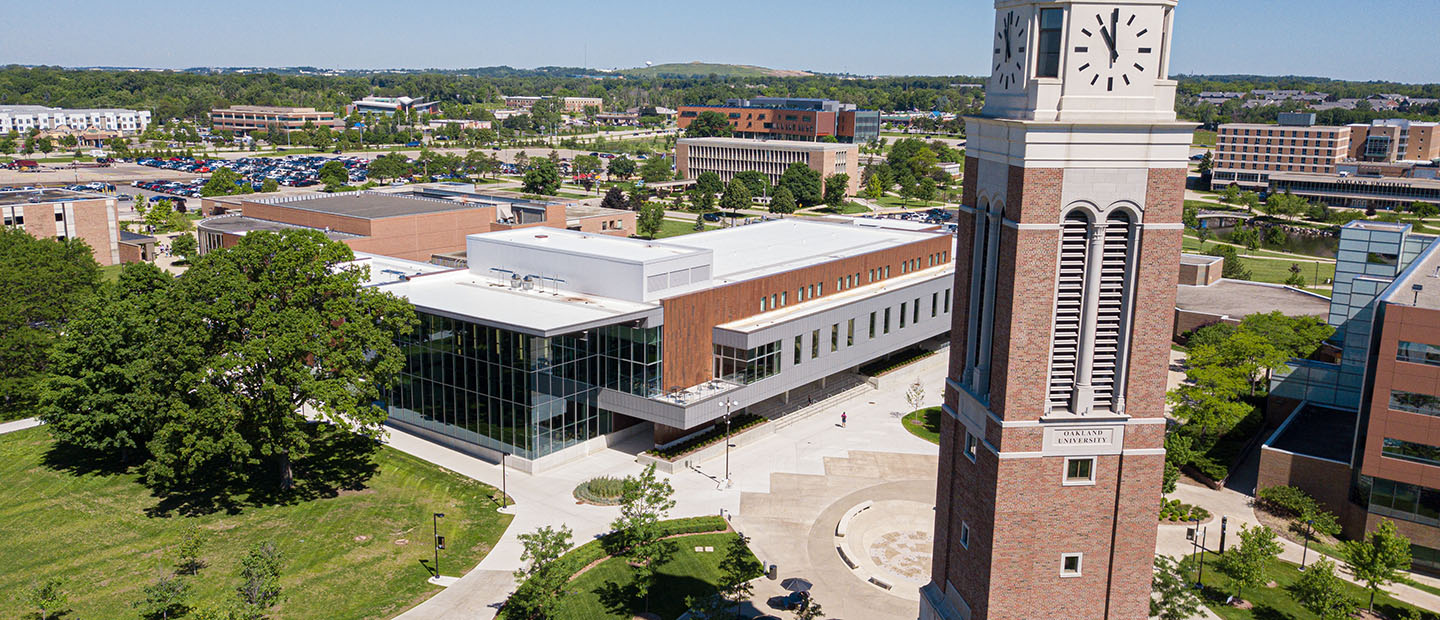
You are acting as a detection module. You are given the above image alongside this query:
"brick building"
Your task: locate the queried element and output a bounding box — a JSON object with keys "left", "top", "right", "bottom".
{"left": 0, "top": 105, "right": 151, "bottom": 135}
{"left": 372, "top": 218, "right": 955, "bottom": 472}
{"left": 677, "top": 97, "right": 880, "bottom": 144}
{"left": 1213, "top": 115, "right": 1440, "bottom": 192}
{"left": 195, "top": 185, "right": 634, "bottom": 262}
{"left": 0, "top": 188, "right": 124, "bottom": 266}
{"left": 675, "top": 137, "right": 861, "bottom": 197}
{"left": 923, "top": 1, "right": 1192, "bottom": 618}
{"left": 1263, "top": 221, "right": 1440, "bottom": 572}
{"left": 209, "top": 105, "right": 341, "bottom": 136}
{"left": 501, "top": 96, "right": 604, "bottom": 113}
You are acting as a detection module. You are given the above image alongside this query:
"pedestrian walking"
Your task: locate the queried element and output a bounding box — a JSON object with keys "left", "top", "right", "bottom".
{"left": 808, "top": 396, "right": 814, "bottom": 407}
{"left": 841, "top": 411, "right": 847, "bottom": 428}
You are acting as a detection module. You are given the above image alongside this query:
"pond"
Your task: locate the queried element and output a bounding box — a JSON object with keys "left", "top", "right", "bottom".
{"left": 1200, "top": 224, "right": 1339, "bottom": 258}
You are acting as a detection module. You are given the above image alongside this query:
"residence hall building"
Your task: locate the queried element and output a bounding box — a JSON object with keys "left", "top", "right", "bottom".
{"left": 925, "top": 1, "right": 1192, "bottom": 619}
{"left": 502, "top": 96, "right": 604, "bottom": 113}
{"left": 208, "top": 106, "right": 340, "bottom": 136}
{"left": 348, "top": 96, "right": 441, "bottom": 117}
{"left": 676, "top": 137, "right": 861, "bottom": 197}
{"left": 678, "top": 97, "right": 881, "bottom": 144}
{"left": 0, "top": 105, "right": 151, "bottom": 135}
{"left": 195, "top": 184, "right": 634, "bottom": 262}
{"left": 1261, "top": 221, "right": 1440, "bottom": 572}
{"left": 373, "top": 219, "right": 956, "bottom": 472}
{"left": 0, "top": 188, "right": 125, "bottom": 266}
{"left": 1213, "top": 115, "right": 1440, "bottom": 191}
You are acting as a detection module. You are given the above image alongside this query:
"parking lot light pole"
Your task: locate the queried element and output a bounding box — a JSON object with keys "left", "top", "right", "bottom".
{"left": 720, "top": 398, "right": 740, "bottom": 486}
{"left": 1300, "top": 519, "right": 1314, "bottom": 571}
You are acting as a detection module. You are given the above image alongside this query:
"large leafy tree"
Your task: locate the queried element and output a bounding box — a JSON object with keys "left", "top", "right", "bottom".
{"left": 1236, "top": 311, "right": 1334, "bottom": 359}
{"left": 522, "top": 159, "right": 561, "bottom": 195}
{"left": 731, "top": 170, "right": 770, "bottom": 198}
{"left": 694, "top": 171, "right": 724, "bottom": 197}
{"left": 318, "top": 161, "right": 349, "bottom": 189}
{"left": 1342, "top": 519, "right": 1413, "bottom": 612}
{"left": 823, "top": 173, "right": 850, "bottom": 207}
{"left": 607, "top": 156, "right": 636, "bottom": 180}
{"left": 148, "top": 230, "right": 416, "bottom": 489}
{"left": 0, "top": 230, "right": 101, "bottom": 419}
{"left": 201, "top": 167, "right": 250, "bottom": 197}
{"left": 769, "top": 187, "right": 797, "bottom": 215}
{"left": 600, "top": 186, "right": 628, "bottom": 211}
{"left": 571, "top": 154, "right": 603, "bottom": 179}
{"left": 719, "top": 179, "right": 752, "bottom": 213}
{"left": 685, "top": 111, "right": 733, "bottom": 138}
{"left": 1188, "top": 330, "right": 1288, "bottom": 396}
{"left": 639, "top": 155, "right": 673, "bottom": 184}
{"left": 637, "top": 202, "right": 665, "bottom": 239}
{"left": 778, "top": 162, "right": 822, "bottom": 208}
{"left": 42, "top": 263, "right": 175, "bottom": 464}
{"left": 367, "top": 153, "right": 411, "bottom": 183}
{"left": 1150, "top": 555, "right": 1201, "bottom": 620}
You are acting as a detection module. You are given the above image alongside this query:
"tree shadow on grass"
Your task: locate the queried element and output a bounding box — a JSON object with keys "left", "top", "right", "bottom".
{"left": 40, "top": 438, "right": 136, "bottom": 479}
{"left": 593, "top": 573, "right": 713, "bottom": 619}
{"left": 142, "top": 424, "right": 381, "bottom": 518}
{"left": 1250, "top": 606, "right": 1291, "bottom": 620}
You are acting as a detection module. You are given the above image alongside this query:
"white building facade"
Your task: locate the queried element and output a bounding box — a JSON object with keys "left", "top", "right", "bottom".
{"left": 0, "top": 105, "right": 152, "bottom": 134}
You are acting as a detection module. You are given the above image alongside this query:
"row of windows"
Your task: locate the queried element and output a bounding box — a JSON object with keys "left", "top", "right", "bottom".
{"left": 758, "top": 251, "right": 950, "bottom": 314}
{"left": 1382, "top": 437, "right": 1440, "bottom": 467}
{"left": 1397, "top": 340, "right": 1440, "bottom": 367}
{"left": 1390, "top": 390, "right": 1440, "bottom": 418}
{"left": 1220, "top": 128, "right": 1345, "bottom": 139}
{"left": 789, "top": 290, "right": 953, "bottom": 367}
{"left": 1271, "top": 179, "right": 1440, "bottom": 201}
{"left": 1363, "top": 476, "right": 1440, "bottom": 527}
{"left": 713, "top": 341, "right": 783, "bottom": 385}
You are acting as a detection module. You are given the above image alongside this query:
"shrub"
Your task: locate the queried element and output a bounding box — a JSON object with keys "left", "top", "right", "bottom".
{"left": 1258, "top": 485, "right": 1342, "bottom": 537}
{"left": 573, "top": 476, "right": 626, "bottom": 506}
{"left": 1159, "top": 499, "right": 1212, "bottom": 523}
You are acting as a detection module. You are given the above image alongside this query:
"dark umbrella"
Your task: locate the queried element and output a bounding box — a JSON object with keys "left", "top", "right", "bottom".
{"left": 780, "top": 577, "right": 813, "bottom": 592}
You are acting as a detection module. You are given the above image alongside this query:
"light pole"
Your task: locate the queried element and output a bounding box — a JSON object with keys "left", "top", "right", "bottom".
{"left": 1300, "top": 519, "right": 1314, "bottom": 571}
{"left": 501, "top": 452, "right": 510, "bottom": 510}
{"left": 720, "top": 398, "right": 740, "bottom": 486}
{"left": 432, "top": 512, "right": 445, "bottom": 579}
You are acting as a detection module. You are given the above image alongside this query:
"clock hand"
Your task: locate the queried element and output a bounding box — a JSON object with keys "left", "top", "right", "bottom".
{"left": 1100, "top": 27, "right": 1116, "bottom": 67}
{"left": 1110, "top": 9, "right": 1121, "bottom": 64}
{"left": 1004, "top": 24, "right": 1012, "bottom": 62}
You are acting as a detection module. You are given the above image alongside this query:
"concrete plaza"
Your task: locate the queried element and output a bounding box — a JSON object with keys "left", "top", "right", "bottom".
{"left": 389, "top": 351, "right": 948, "bottom": 619}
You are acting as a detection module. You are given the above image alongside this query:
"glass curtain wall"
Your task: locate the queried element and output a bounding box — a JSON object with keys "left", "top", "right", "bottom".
{"left": 386, "top": 312, "right": 662, "bottom": 459}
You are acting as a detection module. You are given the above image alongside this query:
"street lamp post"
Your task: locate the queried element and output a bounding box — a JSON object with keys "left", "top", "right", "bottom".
{"left": 432, "top": 512, "right": 446, "bottom": 579}
{"left": 1196, "top": 527, "right": 1208, "bottom": 588}
{"left": 720, "top": 398, "right": 740, "bottom": 486}
{"left": 501, "top": 452, "right": 510, "bottom": 509}
{"left": 1300, "top": 519, "right": 1314, "bottom": 571}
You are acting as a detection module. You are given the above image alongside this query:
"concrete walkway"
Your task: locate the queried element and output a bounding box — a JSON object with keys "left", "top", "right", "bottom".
{"left": 390, "top": 352, "right": 950, "bottom": 619}
{"left": 0, "top": 417, "right": 40, "bottom": 435}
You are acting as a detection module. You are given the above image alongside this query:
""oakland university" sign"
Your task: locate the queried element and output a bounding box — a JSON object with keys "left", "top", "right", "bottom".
{"left": 1042, "top": 425, "right": 1123, "bottom": 456}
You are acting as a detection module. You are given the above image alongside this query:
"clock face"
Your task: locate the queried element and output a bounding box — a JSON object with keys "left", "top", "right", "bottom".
{"left": 992, "top": 10, "right": 1027, "bottom": 90}
{"left": 1074, "top": 7, "right": 1159, "bottom": 92}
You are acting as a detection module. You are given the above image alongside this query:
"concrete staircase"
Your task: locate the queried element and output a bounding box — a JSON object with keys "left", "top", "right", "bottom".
{"left": 746, "top": 373, "right": 875, "bottom": 432}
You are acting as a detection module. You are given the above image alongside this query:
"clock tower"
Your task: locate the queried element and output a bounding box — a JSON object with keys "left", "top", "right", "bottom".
{"left": 921, "top": 2, "right": 1193, "bottom": 619}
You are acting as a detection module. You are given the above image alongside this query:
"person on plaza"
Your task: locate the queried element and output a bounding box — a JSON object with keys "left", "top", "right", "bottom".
{"left": 841, "top": 411, "right": 847, "bottom": 428}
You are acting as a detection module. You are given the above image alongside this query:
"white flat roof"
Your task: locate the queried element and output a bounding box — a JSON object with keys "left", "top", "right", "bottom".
{"left": 477, "top": 227, "right": 706, "bottom": 264}
{"left": 673, "top": 219, "right": 944, "bottom": 283}
{"left": 677, "top": 137, "right": 856, "bottom": 152}
{"left": 345, "top": 252, "right": 451, "bottom": 286}
{"left": 378, "top": 269, "right": 660, "bottom": 337}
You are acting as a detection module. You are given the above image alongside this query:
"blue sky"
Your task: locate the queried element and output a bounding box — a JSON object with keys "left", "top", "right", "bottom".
{"left": 2, "top": 0, "right": 1437, "bottom": 82}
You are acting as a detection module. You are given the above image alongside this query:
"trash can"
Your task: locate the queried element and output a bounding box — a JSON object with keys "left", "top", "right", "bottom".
{"left": 767, "top": 564, "right": 778, "bottom": 580}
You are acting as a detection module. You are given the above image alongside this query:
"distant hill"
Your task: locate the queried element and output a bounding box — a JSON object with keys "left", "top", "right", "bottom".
{"left": 618, "top": 62, "right": 812, "bottom": 79}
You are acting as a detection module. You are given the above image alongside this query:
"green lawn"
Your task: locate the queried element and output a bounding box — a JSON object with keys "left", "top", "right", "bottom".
{"left": 1239, "top": 256, "right": 1335, "bottom": 288}
{"left": 0, "top": 427, "right": 512, "bottom": 620}
{"left": 1192, "top": 554, "right": 1436, "bottom": 620}
{"left": 827, "top": 201, "right": 873, "bottom": 214}
{"left": 1182, "top": 237, "right": 1335, "bottom": 262}
{"left": 649, "top": 219, "right": 717, "bottom": 239}
{"left": 1193, "top": 129, "right": 1216, "bottom": 147}
{"left": 553, "top": 532, "right": 754, "bottom": 620}
{"left": 99, "top": 263, "right": 125, "bottom": 283}
{"left": 876, "top": 195, "right": 945, "bottom": 209}
{"left": 902, "top": 407, "right": 942, "bottom": 445}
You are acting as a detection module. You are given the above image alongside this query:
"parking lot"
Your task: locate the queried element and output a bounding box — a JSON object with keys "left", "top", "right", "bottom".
{"left": 133, "top": 155, "right": 370, "bottom": 197}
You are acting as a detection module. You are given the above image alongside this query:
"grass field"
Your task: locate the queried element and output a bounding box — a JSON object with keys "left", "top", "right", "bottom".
{"left": 1239, "top": 256, "right": 1336, "bottom": 288}
{"left": 1193, "top": 129, "right": 1216, "bottom": 147}
{"left": 650, "top": 219, "right": 717, "bottom": 239}
{"left": 553, "top": 532, "right": 755, "bottom": 620}
{"left": 827, "top": 201, "right": 873, "bottom": 214}
{"left": 1181, "top": 236, "right": 1335, "bottom": 262}
{"left": 876, "top": 195, "right": 945, "bottom": 209}
{"left": 99, "top": 263, "right": 125, "bottom": 283}
{"left": 1193, "top": 554, "right": 1436, "bottom": 620}
{"left": 902, "top": 408, "right": 942, "bottom": 445}
{"left": 0, "top": 426, "right": 512, "bottom": 620}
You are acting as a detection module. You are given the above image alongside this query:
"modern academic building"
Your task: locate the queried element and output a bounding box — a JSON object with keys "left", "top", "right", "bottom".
{"left": 348, "top": 96, "right": 441, "bottom": 116}
{"left": 1262, "top": 220, "right": 1440, "bottom": 572}
{"left": 677, "top": 97, "right": 881, "bottom": 144}
{"left": 1212, "top": 114, "right": 1440, "bottom": 196}
{"left": 196, "top": 184, "right": 634, "bottom": 262}
{"left": 368, "top": 218, "right": 956, "bottom": 472}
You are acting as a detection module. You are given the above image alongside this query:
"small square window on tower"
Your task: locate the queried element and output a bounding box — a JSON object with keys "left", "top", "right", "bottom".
{"left": 1060, "top": 553, "right": 1083, "bottom": 577}
{"left": 1063, "top": 457, "right": 1095, "bottom": 486}
{"left": 964, "top": 432, "right": 979, "bottom": 463}
{"left": 959, "top": 522, "right": 971, "bottom": 549}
